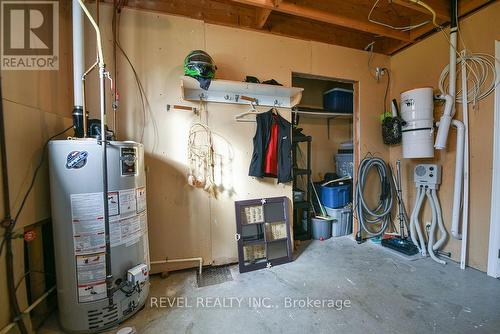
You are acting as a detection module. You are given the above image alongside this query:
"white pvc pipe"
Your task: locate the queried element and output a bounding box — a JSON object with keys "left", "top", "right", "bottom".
{"left": 72, "top": 0, "right": 84, "bottom": 108}
{"left": 460, "top": 56, "right": 470, "bottom": 269}
{"left": 150, "top": 257, "right": 203, "bottom": 276}
{"left": 76, "top": 0, "right": 113, "bottom": 302}
{"left": 435, "top": 29, "right": 458, "bottom": 150}
{"left": 450, "top": 120, "right": 465, "bottom": 239}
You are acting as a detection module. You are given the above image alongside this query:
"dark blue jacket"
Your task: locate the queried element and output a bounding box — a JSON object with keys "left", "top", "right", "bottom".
{"left": 248, "top": 110, "right": 292, "bottom": 183}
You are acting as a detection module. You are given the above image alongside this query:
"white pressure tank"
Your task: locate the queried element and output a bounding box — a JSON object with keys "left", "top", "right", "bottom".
{"left": 48, "top": 139, "right": 150, "bottom": 333}
{"left": 400, "top": 87, "right": 435, "bottom": 158}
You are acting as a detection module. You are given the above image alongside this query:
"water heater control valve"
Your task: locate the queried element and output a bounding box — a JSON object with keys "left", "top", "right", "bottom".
{"left": 127, "top": 264, "right": 149, "bottom": 287}
{"left": 414, "top": 164, "right": 441, "bottom": 189}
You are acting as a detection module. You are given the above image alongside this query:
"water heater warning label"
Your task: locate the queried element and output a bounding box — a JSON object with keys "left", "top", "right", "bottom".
{"left": 136, "top": 187, "right": 146, "bottom": 213}
{"left": 77, "top": 281, "right": 107, "bottom": 303}
{"left": 71, "top": 192, "right": 106, "bottom": 255}
{"left": 119, "top": 189, "right": 137, "bottom": 218}
{"left": 76, "top": 253, "right": 107, "bottom": 303}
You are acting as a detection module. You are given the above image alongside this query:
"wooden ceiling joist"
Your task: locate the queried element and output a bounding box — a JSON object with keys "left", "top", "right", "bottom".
{"left": 230, "top": 0, "right": 413, "bottom": 42}
{"left": 255, "top": 8, "right": 272, "bottom": 28}
{"left": 101, "top": 0, "right": 495, "bottom": 55}
{"left": 391, "top": 0, "right": 450, "bottom": 21}
{"left": 254, "top": 0, "right": 281, "bottom": 28}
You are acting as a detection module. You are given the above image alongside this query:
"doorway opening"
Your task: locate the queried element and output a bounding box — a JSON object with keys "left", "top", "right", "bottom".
{"left": 291, "top": 73, "right": 358, "bottom": 242}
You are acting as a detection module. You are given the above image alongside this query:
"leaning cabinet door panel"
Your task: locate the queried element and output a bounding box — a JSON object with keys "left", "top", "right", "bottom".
{"left": 235, "top": 197, "right": 292, "bottom": 273}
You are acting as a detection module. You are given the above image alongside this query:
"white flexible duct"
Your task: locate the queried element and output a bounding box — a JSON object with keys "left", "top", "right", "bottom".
{"left": 410, "top": 187, "right": 427, "bottom": 255}
{"left": 427, "top": 189, "right": 447, "bottom": 265}
{"left": 430, "top": 189, "right": 447, "bottom": 250}
{"left": 410, "top": 186, "right": 447, "bottom": 264}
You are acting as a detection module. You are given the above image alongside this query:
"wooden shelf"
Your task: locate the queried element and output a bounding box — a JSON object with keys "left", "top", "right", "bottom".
{"left": 181, "top": 76, "right": 303, "bottom": 108}
{"left": 292, "top": 106, "right": 353, "bottom": 119}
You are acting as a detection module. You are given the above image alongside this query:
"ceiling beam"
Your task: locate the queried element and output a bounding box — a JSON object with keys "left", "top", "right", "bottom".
{"left": 391, "top": 0, "right": 450, "bottom": 21}
{"left": 254, "top": 0, "right": 281, "bottom": 28}
{"left": 230, "top": 0, "right": 412, "bottom": 41}
{"left": 255, "top": 8, "right": 272, "bottom": 28}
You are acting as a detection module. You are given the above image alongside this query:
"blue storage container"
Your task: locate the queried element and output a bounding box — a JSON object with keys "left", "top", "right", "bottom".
{"left": 323, "top": 88, "right": 353, "bottom": 113}
{"left": 320, "top": 182, "right": 350, "bottom": 208}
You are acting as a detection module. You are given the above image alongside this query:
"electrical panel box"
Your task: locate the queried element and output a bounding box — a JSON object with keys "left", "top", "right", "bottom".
{"left": 414, "top": 164, "right": 442, "bottom": 189}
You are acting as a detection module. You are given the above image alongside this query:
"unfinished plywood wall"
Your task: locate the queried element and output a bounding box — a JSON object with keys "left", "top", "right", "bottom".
{"left": 0, "top": 1, "right": 73, "bottom": 330}
{"left": 390, "top": 1, "right": 500, "bottom": 271}
{"left": 85, "top": 5, "right": 389, "bottom": 272}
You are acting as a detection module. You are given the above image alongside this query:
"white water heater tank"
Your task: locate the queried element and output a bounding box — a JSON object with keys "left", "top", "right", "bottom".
{"left": 400, "top": 87, "right": 435, "bottom": 159}
{"left": 48, "top": 139, "right": 150, "bottom": 333}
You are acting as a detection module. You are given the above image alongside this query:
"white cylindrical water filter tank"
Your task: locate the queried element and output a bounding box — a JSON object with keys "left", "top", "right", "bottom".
{"left": 400, "top": 87, "right": 435, "bottom": 159}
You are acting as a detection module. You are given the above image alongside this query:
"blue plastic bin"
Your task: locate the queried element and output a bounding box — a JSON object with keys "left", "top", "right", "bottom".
{"left": 320, "top": 182, "right": 350, "bottom": 208}
{"left": 323, "top": 88, "right": 353, "bottom": 113}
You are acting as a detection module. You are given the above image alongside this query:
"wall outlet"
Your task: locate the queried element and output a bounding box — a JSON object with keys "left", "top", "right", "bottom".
{"left": 375, "top": 67, "right": 386, "bottom": 81}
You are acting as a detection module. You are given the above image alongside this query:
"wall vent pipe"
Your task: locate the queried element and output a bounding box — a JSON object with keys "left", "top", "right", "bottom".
{"left": 72, "top": 0, "right": 85, "bottom": 137}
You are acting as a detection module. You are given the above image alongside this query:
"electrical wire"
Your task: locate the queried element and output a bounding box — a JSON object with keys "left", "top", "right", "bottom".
{"left": 439, "top": 51, "right": 498, "bottom": 106}
{"left": 411, "top": 0, "right": 440, "bottom": 28}
{"left": 114, "top": 7, "right": 159, "bottom": 151}
{"left": 368, "top": 0, "right": 430, "bottom": 32}
{"left": 383, "top": 68, "right": 390, "bottom": 112}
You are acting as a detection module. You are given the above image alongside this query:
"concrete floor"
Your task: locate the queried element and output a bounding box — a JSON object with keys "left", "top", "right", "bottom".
{"left": 40, "top": 237, "right": 500, "bottom": 334}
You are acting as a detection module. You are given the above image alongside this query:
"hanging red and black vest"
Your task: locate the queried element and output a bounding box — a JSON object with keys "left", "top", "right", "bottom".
{"left": 248, "top": 109, "right": 292, "bottom": 183}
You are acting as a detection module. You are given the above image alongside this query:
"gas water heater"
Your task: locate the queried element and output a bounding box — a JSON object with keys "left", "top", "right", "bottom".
{"left": 48, "top": 139, "right": 150, "bottom": 333}
{"left": 400, "top": 87, "right": 435, "bottom": 159}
